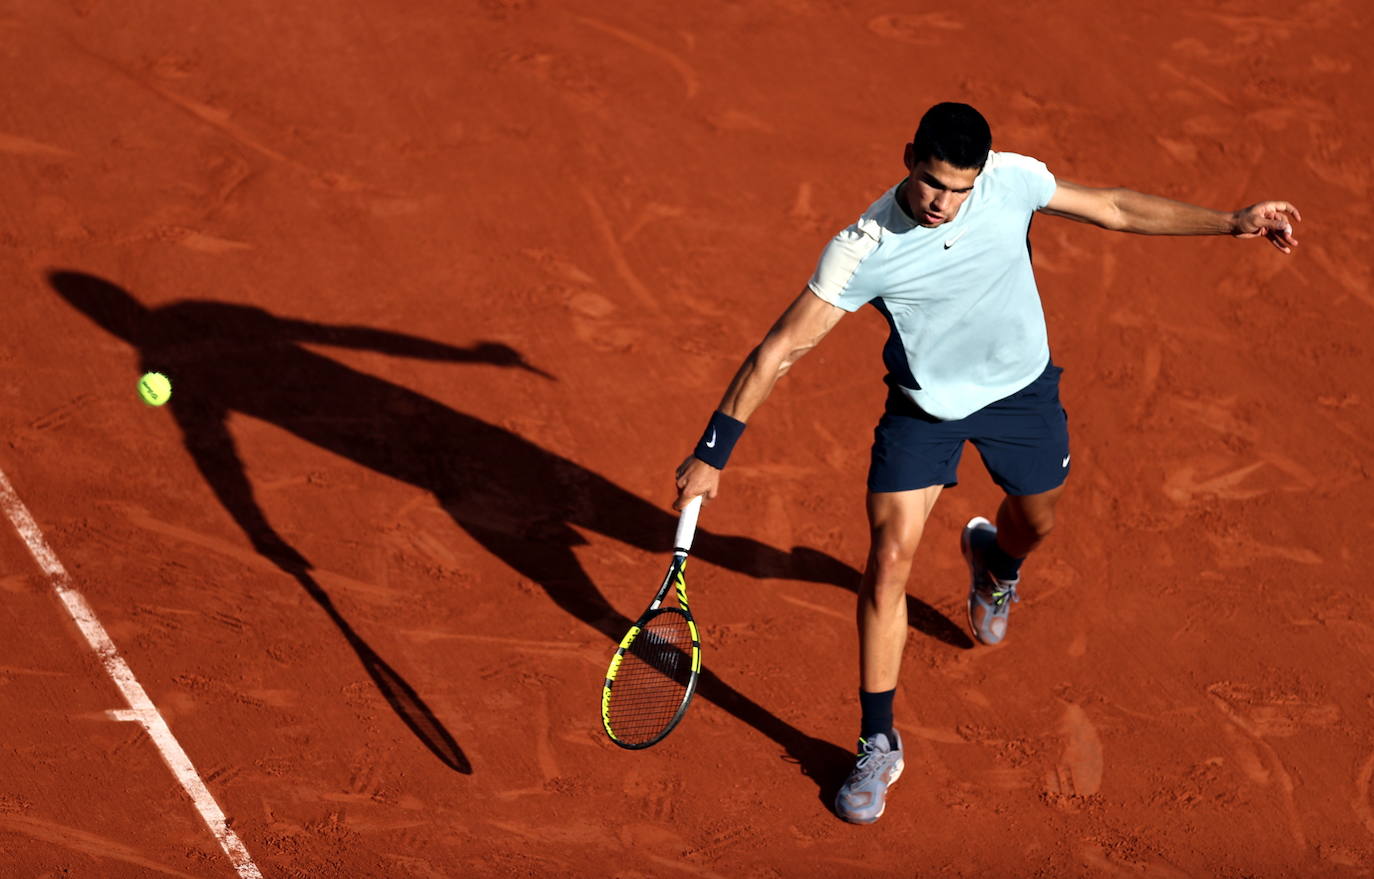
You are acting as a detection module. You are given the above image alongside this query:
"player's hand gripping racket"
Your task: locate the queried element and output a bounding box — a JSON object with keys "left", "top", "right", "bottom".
{"left": 601, "top": 495, "right": 703, "bottom": 749}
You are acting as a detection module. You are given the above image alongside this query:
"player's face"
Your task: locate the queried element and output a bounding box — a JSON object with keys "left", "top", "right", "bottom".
{"left": 902, "top": 150, "right": 981, "bottom": 227}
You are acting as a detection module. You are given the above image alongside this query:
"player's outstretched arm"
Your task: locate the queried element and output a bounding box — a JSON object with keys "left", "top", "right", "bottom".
{"left": 674, "top": 289, "right": 846, "bottom": 510}
{"left": 1042, "top": 181, "right": 1301, "bottom": 253}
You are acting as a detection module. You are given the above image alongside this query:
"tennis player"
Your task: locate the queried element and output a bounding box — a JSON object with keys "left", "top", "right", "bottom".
{"left": 673, "top": 102, "right": 1299, "bottom": 823}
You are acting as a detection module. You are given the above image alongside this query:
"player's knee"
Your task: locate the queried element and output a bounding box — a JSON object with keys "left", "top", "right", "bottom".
{"left": 867, "top": 534, "right": 920, "bottom": 583}
{"left": 873, "top": 535, "right": 917, "bottom": 571}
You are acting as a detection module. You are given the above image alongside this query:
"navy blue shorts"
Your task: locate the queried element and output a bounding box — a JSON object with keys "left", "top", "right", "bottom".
{"left": 868, "top": 360, "right": 1070, "bottom": 496}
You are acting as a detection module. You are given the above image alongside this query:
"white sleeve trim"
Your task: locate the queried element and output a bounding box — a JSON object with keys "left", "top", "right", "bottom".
{"left": 988, "top": 151, "right": 1057, "bottom": 208}
{"left": 807, "top": 224, "right": 881, "bottom": 312}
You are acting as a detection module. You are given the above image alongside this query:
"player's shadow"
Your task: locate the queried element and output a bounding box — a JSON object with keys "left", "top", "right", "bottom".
{"left": 50, "top": 270, "right": 965, "bottom": 791}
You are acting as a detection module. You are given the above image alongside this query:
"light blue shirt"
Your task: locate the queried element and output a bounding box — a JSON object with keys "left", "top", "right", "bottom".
{"left": 808, "top": 151, "right": 1057, "bottom": 420}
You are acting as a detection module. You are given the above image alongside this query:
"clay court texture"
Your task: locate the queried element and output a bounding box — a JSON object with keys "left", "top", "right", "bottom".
{"left": 1, "top": 1, "right": 1371, "bottom": 876}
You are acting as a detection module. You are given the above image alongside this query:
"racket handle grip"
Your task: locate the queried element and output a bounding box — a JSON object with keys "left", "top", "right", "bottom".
{"left": 674, "top": 495, "right": 702, "bottom": 553}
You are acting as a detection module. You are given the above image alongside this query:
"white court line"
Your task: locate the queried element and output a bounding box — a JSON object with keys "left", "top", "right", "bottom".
{"left": 0, "top": 466, "right": 263, "bottom": 879}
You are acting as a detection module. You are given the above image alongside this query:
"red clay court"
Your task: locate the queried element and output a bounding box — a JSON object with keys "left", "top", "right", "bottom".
{"left": 2, "top": 1, "right": 1372, "bottom": 876}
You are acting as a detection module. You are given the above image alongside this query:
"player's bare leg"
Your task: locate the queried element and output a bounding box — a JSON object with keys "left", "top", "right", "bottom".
{"left": 858, "top": 485, "right": 943, "bottom": 691}
{"left": 994, "top": 483, "right": 1065, "bottom": 557}
{"left": 836, "top": 485, "right": 941, "bottom": 825}
{"left": 964, "top": 484, "right": 1066, "bottom": 645}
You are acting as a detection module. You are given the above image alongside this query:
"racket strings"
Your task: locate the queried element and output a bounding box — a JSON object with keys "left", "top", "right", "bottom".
{"left": 606, "top": 614, "right": 695, "bottom": 744}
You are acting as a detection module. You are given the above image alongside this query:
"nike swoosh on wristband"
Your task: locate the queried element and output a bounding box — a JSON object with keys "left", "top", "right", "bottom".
{"left": 1062, "top": 454, "right": 1071, "bottom": 467}
{"left": 944, "top": 228, "right": 968, "bottom": 249}
{"left": 706, "top": 429, "right": 717, "bottom": 448}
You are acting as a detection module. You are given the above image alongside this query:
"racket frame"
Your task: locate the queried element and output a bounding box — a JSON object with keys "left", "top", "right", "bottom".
{"left": 601, "top": 496, "right": 703, "bottom": 749}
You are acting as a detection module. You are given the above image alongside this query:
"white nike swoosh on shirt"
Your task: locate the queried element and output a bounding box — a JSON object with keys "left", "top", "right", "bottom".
{"left": 706, "top": 429, "right": 717, "bottom": 448}
{"left": 1062, "top": 454, "right": 1071, "bottom": 467}
{"left": 944, "top": 228, "right": 969, "bottom": 249}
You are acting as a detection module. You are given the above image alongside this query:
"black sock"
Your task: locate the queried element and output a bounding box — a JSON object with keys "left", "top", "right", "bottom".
{"left": 983, "top": 537, "right": 1024, "bottom": 582}
{"left": 859, "top": 688, "right": 896, "bottom": 742}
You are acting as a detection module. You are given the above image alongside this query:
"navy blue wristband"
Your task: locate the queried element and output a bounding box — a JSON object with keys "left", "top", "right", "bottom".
{"left": 693, "top": 411, "right": 746, "bottom": 469}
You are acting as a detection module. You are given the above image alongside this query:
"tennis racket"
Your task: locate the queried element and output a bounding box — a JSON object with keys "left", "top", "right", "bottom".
{"left": 601, "top": 495, "right": 703, "bottom": 749}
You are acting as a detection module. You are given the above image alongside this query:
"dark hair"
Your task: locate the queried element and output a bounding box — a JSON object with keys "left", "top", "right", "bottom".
{"left": 911, "top": 103, "right": 991, "bottom": 170}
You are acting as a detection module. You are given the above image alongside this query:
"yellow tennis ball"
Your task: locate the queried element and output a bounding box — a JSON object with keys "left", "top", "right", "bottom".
{"left": 138, "top": 372, "right": 172, "bottom": 406}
